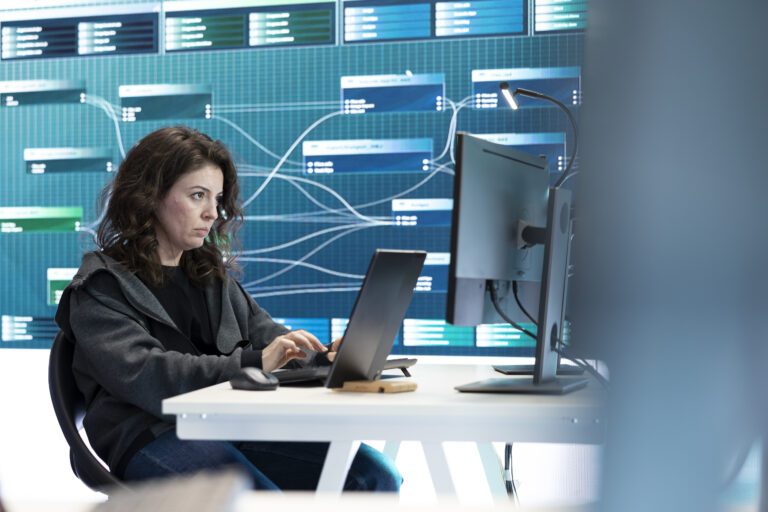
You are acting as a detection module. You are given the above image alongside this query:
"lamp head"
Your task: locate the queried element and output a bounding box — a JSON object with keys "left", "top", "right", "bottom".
{"left": 499, "top": 81, "right": 519, "bottom": 110}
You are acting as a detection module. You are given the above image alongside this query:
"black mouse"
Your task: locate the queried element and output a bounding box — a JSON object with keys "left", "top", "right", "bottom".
{"left": 229, "top": 367, "right": 279, "bottom": 391}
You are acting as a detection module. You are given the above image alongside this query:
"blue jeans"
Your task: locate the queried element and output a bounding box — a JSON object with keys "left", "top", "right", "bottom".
{"left": 123, "top": 430, "right": 402, "bottom": 492}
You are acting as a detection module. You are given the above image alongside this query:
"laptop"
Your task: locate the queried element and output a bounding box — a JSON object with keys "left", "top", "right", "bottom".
{"left": 272, "top": 249, "right": 426, "bottom": 388}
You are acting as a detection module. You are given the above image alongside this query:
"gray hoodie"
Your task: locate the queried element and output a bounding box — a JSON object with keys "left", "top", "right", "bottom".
{"left": 54, "top": 251, "right": 291, "bottom": 477}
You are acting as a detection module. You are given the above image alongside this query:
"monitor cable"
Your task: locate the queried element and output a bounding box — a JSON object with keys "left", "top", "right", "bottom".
{"left": 504, "top": 442, "right": 520, "bottom": 505}
{"left": 507, "top": 280, "right": 609, "bottom": 388}
{"left": 554, "top": 348, "right": 609, "bottom": 388}
{"left": 512, "top": 281, "right": 537, "bottom": 324}
{"left": 489, "top": 282, "right": 537, "bottom": 340}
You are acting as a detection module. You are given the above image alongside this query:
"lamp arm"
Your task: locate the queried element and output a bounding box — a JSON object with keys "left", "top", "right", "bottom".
{"left": 513, "top": 88, "right": 578, "bottom": 189}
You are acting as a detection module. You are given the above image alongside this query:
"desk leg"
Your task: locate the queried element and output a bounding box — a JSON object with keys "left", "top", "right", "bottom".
{"left": 317, "top": 440, "right": 360, "bottom": 494}
{"left": 383, "top": 441, "right": 401, "bottom": 461}
{"left": 477, "top": 442, "right": 508, "bottom": 500}
{"left": 422, "top": 442, "right": 456, "bottom": 495}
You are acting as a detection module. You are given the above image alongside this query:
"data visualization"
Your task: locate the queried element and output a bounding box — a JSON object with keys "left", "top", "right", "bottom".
{"left": 0, "top": 0, "right": 585, "bottom": 353}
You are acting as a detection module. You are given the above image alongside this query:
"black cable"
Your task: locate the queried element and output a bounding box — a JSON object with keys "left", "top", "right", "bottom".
{"left": 489, "top": 282, "right": 537, "bottom": 340}
{"left": 496, "top": 281, "right": 608, "bottom": 387}
{"left": 512, "top": 281, "right": 607, "bottom": 386}
{"left": 504, "top": 443, "right": 512, "bottom": 495}
{"left": 504, "top": 443, "right": 520, "bottom": 505}
{"left": 512, "top": 281, "right": 537, "bottom": 325}
{"left": 555, "top": 349, "right": 609, "bottom": 388}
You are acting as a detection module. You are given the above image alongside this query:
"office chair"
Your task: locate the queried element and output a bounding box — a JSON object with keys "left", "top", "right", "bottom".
{"left": 48, "top": 331, "right": 128, "bottom": 493}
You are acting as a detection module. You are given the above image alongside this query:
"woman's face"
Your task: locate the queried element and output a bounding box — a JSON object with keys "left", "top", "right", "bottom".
{"left": 154, "top": 163, "right": 224, "bottom": 266}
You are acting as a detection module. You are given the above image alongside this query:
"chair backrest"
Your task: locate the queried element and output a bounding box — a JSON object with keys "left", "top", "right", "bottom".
{"left": 48, "top": 331, "right": 127, "bottom": 492}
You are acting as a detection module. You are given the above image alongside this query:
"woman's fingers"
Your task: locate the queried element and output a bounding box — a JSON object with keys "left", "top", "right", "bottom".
{"left": 284, "top": 330, "right": 326, "bottom": 353}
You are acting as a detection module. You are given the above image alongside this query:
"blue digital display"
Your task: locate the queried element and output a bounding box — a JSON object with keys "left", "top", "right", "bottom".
{"left": 164, "top": 3, "right": 336, "bottom": 52}
{"left": 303, "top": 138, "right": 432, "bottom": 174}
{"left": 472, "top": 67, "right": 582, "bottom": 109}
{"left": 24, "top": 147, "right": 113, "bottom": 174}
{"left": 435, "top": 0, "right": 525, "bottom": 38}
{"left": 1, "top": 11, "right": 158, "bottom": 60}
{"left": 534, "top": 0, "right": 587, "bottom": 33}
{"left": 271, "top": 317, "right": 331, "bottom": 341}
{"left": 1, "top": 315, "right": 59, "bottom": 347}
{"left": 341, "top": 73, "right": 445, "bottom": 113}
{"left": 344, "top": 1, "right": 431, "bottom": 42}
{"left": 392, "top": 198, "right": 452, "bottom": 227}
{"left": 344, "top": 0, "right": 526, "bottom": 42}
{"left": 476, "top": 323, "right": 536, "bottom": 348}
{"left": 0, "top": 80, "right": 85, "bottom": 107}
{"left": 416, "top": 252, "right": 449, "bottom": 293}
{"left": 402, "top": 319, "right": 474, "bottom": 347}
{"left": 0, "top": 1, "right": 585, "bottom": 356}
{"left": 333, "top": 317, "right": 403, "bottom": 345}
{"left": 119, "top": 84, "right": 213, "bottom": 121}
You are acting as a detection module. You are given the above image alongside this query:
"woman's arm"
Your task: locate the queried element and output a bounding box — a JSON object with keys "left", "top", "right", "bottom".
{"left": 234, "top": 280, "right": 327, "bottom": 371}
{"left": 69, "top": 277, "right": 245, "bottom": 419}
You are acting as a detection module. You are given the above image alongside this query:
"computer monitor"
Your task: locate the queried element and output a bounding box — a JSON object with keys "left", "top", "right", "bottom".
{"left": 446, "top": 132, "right": 548, "bottom": 326}
{"left": 447, "top": 132, "right": 587, "bottom": 394}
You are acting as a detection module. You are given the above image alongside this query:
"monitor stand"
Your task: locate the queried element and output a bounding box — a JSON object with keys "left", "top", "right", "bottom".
{"left": 455, "top": 375, "right": 588, "bottom": 395}
{"left": 457, "top": 188, "right": 589, "bottom": 396}
{"left": 493, "top": 363, "right": 585, "bottom": 376}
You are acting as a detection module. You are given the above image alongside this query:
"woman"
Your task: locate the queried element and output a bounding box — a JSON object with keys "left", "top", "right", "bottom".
{"left": 54, "top": 126, "right": 401, "bottom": 491}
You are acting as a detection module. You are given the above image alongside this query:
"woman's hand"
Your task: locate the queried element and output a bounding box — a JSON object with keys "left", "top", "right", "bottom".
{"left": 326, "top": 337, "right": 343, "bottom": 363}
{"left": 262, "top": 330, "right": 327, "bottom": 372}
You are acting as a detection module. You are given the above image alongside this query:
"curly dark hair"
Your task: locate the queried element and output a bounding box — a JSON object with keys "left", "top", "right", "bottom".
{"left": 97, "top": 126, "right": 242, "bottom": 286}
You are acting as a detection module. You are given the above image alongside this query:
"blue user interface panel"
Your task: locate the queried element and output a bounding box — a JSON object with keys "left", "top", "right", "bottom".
{"left": 0, "top": 0, "right": 585, "bottom": 355}
{"left": 472, "top": 67, "right": 581, "bottom": 109}
{"left": 0, "top": 6, "right": 158, "bottom": 60}
{"left": 0, "top": 80, "right": 85, "bottom": 107}
{"left": 434, "top": 0, "right": 524, "bottom": 38}
{"left": 341, "top": 73, "right": 445, "bottom": 113}
{"left": 164, "top": 1, "right": 336, "bottom": 51}
{"left": 344, "top": 0, "right": 431, "bottom": 42}
{"left": 534, "top": 0, "right": 586, "bottom": 33}
{"left": 119, "top": 84, "right": 213, "bottom": 121}
{"left": 24, "top": 147, "right": 114, "bottom": 174}
{"left": 302, "top": 139, "right": 432, "bottom": 174}
{"left": 343, "top": 0, "right": 525, "bottom": 42}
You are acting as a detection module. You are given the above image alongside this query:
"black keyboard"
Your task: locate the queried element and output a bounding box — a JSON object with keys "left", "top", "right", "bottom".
{"left": 272, "top": 366, "right": 329, "bottom": 384}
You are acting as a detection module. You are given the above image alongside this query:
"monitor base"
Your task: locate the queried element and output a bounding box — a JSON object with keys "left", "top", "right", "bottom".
{"left": 455, "top": 376, "right": 588, "bottom": 395}
{"left": 493, "top": 364, "right": 585, "bottom": 376}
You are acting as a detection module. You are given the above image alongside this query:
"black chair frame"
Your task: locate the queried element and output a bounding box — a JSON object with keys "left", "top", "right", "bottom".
{"left": 48, "top": 331, "right": 128, "bottom": 492}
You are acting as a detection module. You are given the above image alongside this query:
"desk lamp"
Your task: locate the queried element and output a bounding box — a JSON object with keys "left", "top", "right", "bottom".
{"left": 498, "top": 81, "right": 578, "bottom": 189}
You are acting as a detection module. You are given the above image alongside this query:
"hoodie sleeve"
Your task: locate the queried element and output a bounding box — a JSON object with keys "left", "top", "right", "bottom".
{"left": 68, "top": 272, "right": 245, "bottom": 419}
{"left": 232, "top": 280, "right": 320, "bottom": 369}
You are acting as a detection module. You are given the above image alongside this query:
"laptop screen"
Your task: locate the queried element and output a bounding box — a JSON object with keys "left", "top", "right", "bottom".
{"left": 324, "top": 249, "right": 426, "bottom": 388}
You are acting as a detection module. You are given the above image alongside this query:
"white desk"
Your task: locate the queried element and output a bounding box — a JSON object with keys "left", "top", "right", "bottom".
{"left": 163, "top": 364, "right": 605, "bottom": 496}
{"left": 5, "top": 494, "right": 594, "bottom": 512}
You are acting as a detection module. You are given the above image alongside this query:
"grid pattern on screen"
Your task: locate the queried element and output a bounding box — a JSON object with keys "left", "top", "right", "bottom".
{"left": 0, "top": 1, "right": 584, "bottom": 353}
